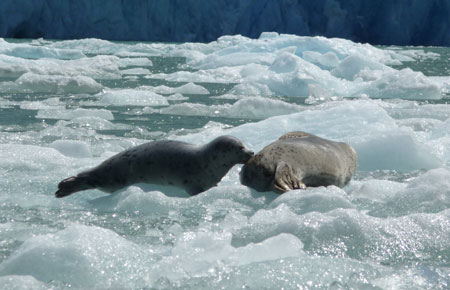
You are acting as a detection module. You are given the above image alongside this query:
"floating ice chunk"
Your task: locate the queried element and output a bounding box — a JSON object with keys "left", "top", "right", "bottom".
{"left": 228, "top": 82, "right": 273, "bottom": 96}
{"left": 98, "top": 89, "right": 169, "bottom": 106}
{"left": 158, "top": 97, "right": 302, "bottom": 119}
{"left": 46, "top": 38, "right": 120, "bottom": 55}
{"left": 0, "top": 96, "right": 18, "bottom": 108}
{"left": 174, "top": 82, "right": 210, "bottom": 95}
{"left": 150, "top": 64, "right": 267, "bottom": 83}
{"left": 150, "top": 82, "right": 210, "bottom": 95}
{"left": 302, "top": 51, "right": 339, "bottom": 69}
{"left": 64, "top": 56, "right": 122, "bottom": 79}
{"left": 432, "top": 76, "right": 450, "bottom": 95}
{"left": 158, "top": 102, "right": 228, "bottom": 117}
{"left": 392, "top": 49, "right": 440, "bottom": 62}
{"left": 305, "top": 84, "right": 343, "bottom": 104}
{"left": 179, "top": 33, "right": 403, "bottom": 72}
{"left": 166, "top": 47, "right": 207, "bottom": 60}
{"left": 165, "top": 93, "right": 189, "bottom": 101}
{"left": 353, "top": 68, "right": 442, "bottom": 100}
{"left": 47, "top": 38, "right": 163, "bottom": 57}
{"left": 0, "top": 54, "right": 122, "bottom": 80}
{"left": 346, "top": 180, "right": 407, "bottom": 202}
{"left": 230, "top": 233, "right": 304, "bottom": 266}
{"left": 177, "top": 99, "right": 442, "bottom": 172}
{"left": 0, "top": 224, "right": 152, "bottom": 288}
{"left": 0, "top": 73, "right": 103, "bottom": 94}
{"left": 0, "top": 62, "right": 28, "bottom": 78}
{"left": 227, "top": 97, "right": 303, "bottom": 119}
{"left": 269, "top": 186, "right": 354, "bottom": 215}
{"left": 161, "top": 35, "right": 443, "bottom": 100}
{"left": 384, "top": 102, "right": 450, "bottom": 121}
{"left": 263, "top": 51, "right": 344, "bottom": 97}
{"left": 89, "top": 186, "right": 186, "bottom": 215}
{"left": 114, "top": 50, "right": 158, "bottom": 57}
{"left": 115, "top": 43, "right": 162, "bottom": 57}
{"left": 0, "top": 275, "right": 49, "bottom": 290}
{"left": 270, "top": 51, "right": 301, "bottom": 73}
{"left": 37, "top": 108, "right": 114, "bottom": 120}
{"left": 147, "top": 85, "right": 176, "bottom": 94}
{"left": 50, "top": 140, "right": 92, "bottom": 158}
{"left": 354, "top": 132, "right": 441, "bottom": 171}
{"left": 0, "top": 38, "right": 85, "bottom": 60}
{"left": 19, "top": 98, "right": 64, "bottom": 110}
{"left": 120, "top": 68, "right": 151, "bottom": 75}
{"left": 331, "top": 53, "right": 386, "bottom": 80}
{"left": 259, "top": 34, "right": 403, "bottom": 65}
{"left": 117, "top": 57, "right": 153, "bottom": 67}
{"left": 369, "top": 168, "right": 450, "bottom": 217}
{"left": 0, "top": 144, "right": 69, "bottom": 171}
{"left": 228, "top": 100, "right": 400, "bottom": 148}
{"left": 396, "top": 118, "right": 442, "bottom": 133}
{"left": 431, "top": 117, "right": 450, "bottom": 138}
{"left": 166, "top": 230, "right": 303, "bottom": 274}
{"left": 233, "top": 204, "right": 450, "bottom": 264}
{"left": 69, "top": 116, "right": 133, "bottom": 130}
{"left": 169, "top": 231, "right": 235, "bottom": 274}
{"left": 375, "top": 264, "right": 450, "bottom": 290}
{"left": 35, "top": 124, "right": 98, "bottom": 143}
{"left": 124, "top": 128, "right": 166, "bottom": 139}
{"left": 187, "top": 51, "right": 275, "bottom": 70}
{"left": 259, "top": 32, "right": 280, "bottom": 39}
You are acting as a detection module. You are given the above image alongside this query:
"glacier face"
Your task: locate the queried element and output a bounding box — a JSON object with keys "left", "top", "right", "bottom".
{"left": 0, "top": 0, "right": 449, "bottom": 46}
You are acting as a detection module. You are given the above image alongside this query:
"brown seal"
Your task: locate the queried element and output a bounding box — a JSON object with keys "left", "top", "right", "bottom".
{"left": 240, "top": 131, "right": 357, "bottom": 193}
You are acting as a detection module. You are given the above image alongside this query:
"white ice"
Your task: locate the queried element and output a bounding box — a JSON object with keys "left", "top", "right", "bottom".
{"left": 155, "top": 97, "right": 303, "bottom": 120}
{"left": 0, "top": 73, "right": 103, "bottom": 94}
{"left": 97, "top": 89, "right": 169, "bottom": 107}
{"left": 149, "top": 34, "right": 445, "bottom": 100}
{"left": 143, "top": 82, "right": 210, "bottom": 95}
{"left": 175, "top": 99, "right": 443, "bottom": 172}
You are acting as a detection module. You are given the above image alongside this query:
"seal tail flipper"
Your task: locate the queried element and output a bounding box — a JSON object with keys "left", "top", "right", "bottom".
{"left": 55, "top": 175, "right": 94, "bottom": 198}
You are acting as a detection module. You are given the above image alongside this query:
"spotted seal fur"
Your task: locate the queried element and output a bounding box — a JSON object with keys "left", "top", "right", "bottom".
{"left": 56, "top": 136, "right": 253, "bottom": 197}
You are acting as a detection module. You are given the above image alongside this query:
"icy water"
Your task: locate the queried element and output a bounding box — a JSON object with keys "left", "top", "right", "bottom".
{"left": 0, "top": 33, "right": 449, "bottom": 289}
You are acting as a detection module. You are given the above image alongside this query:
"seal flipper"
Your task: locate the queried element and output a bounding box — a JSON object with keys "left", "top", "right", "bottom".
{"left": 273, "top": 161, "right": 306, "bottom": 193}
{"left": 55, "top": 174, "right": 94, "bottom": 198}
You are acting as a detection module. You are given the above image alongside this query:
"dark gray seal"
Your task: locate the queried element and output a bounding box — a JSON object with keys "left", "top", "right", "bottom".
{"left": 240, "top": 131, "right": 357, "bottom": 193}
{"left": 56, "top": 136, "right": 253, "bottom": 197}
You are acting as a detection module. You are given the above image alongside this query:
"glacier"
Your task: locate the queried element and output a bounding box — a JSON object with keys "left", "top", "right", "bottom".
{"left": 0, "top": 0, "right": 449, "bottom": 46}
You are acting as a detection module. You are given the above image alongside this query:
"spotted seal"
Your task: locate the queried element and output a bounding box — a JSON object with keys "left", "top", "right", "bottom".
{"left": 56, "top": 136, "right": 253, "bottom": 197}
{"left": 240, "top": 131, "right": 357, "bottom": 193}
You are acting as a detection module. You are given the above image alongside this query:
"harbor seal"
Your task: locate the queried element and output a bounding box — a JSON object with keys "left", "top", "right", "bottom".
{"left": 56, "top": 135, "right": 253, "bottom": 197}
{"left": 240, "top": 131, "right": 357, "bottom": 193}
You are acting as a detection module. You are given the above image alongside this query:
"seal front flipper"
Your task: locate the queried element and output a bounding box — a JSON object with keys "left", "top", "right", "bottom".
{"left": 55, "top": 174, "right": 94, "bottom": 198}
{"left": 273, "top": 161, "right": 306, "bottom": 193}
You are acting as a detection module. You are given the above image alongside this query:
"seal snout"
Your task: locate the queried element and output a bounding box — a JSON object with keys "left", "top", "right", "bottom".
{"left": 241, "top": 148, "right": 254, "bottom": 163}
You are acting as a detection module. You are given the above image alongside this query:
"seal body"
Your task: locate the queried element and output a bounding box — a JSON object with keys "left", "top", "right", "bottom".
{"left": 56, "top": 136, "right": 253, "bottom": 197}
{"left": 240, "top": 131, "right": 357, "bottom": 193}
